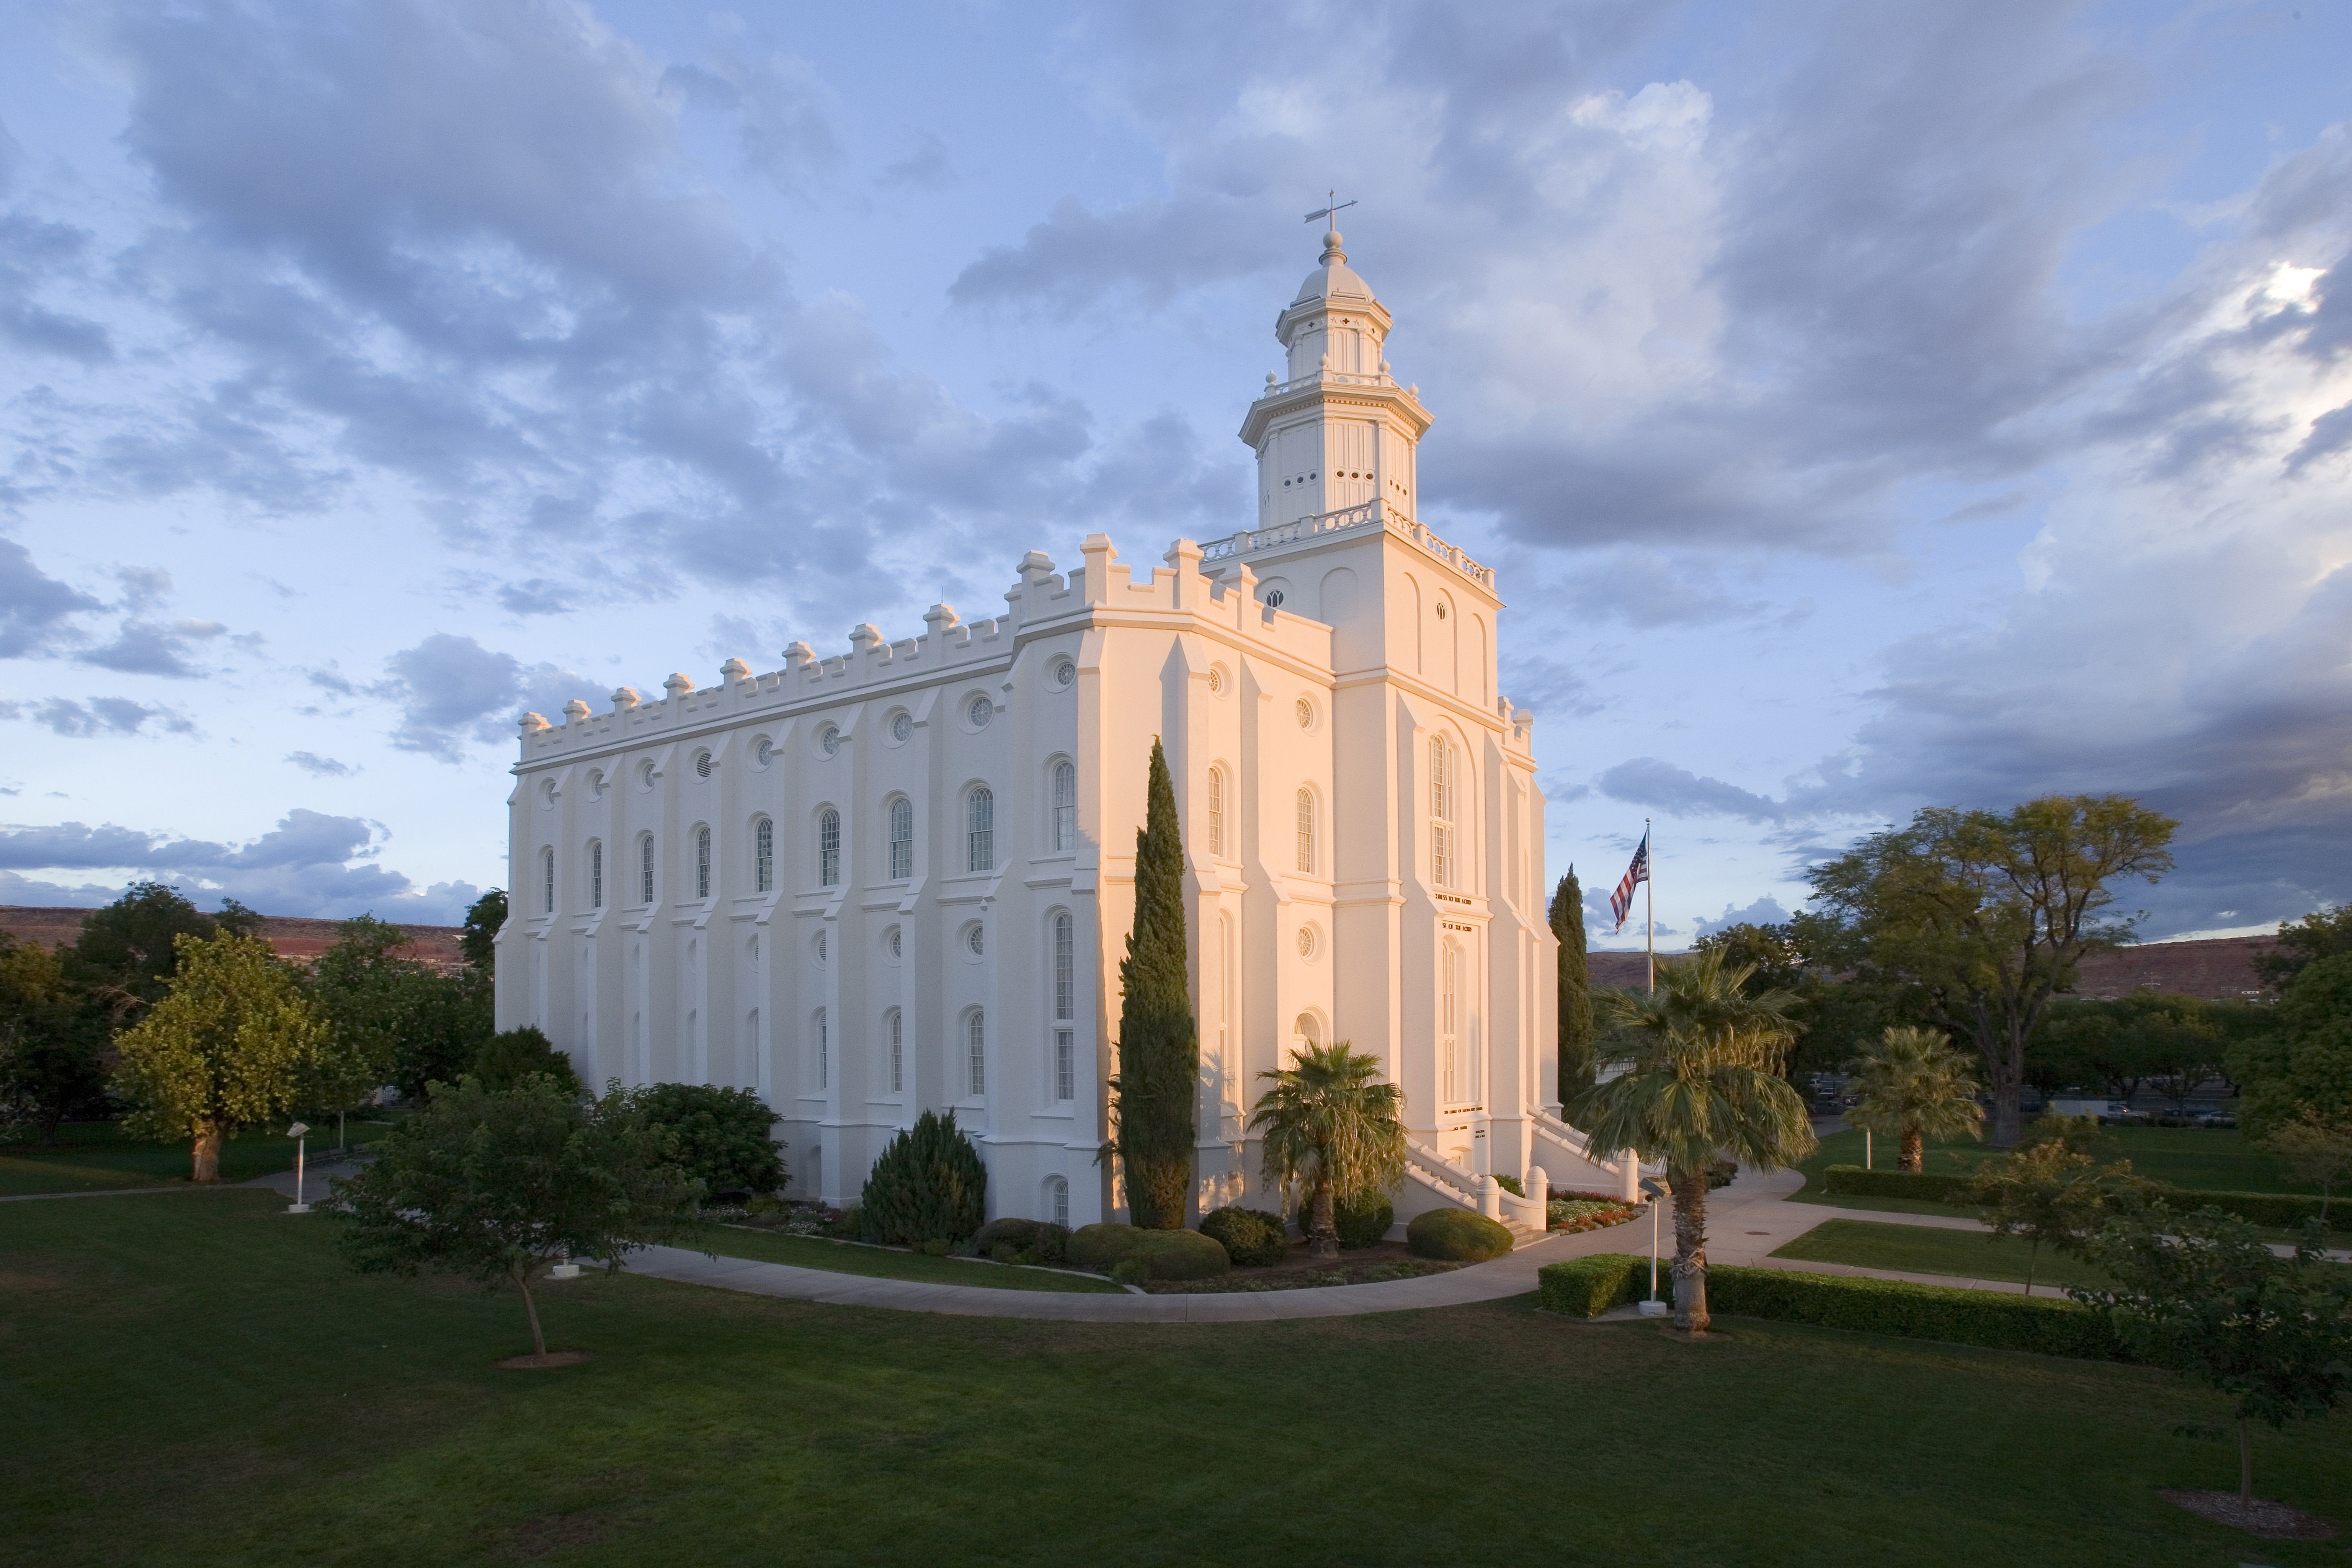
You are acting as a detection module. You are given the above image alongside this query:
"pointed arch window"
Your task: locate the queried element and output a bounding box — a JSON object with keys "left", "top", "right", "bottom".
{"left": 1207, "top": 766, "right": 1225, "bottom": 857}
{"left": 541, "top": 847, "right": 555, "bottom": 914}
{"left": 889, "top": 796, "right": 913, "bottom": 880}
{"left": 818, "top": 808, "right": 841, "bottom": 886}
{"left": 967, "top": 786, "right": 995, "bottom": 872}
{"left": 1430, "top": 735, "right": 1456, "bottom": 889}
{"left": 695, "top": 826, "right": 712, "bottom": 900}
{"left": 640, "top": 834, "right": 655, "bottom": 905}
{"left": 1052, "top": 761, "right": 1076, "bottom": 852}
{"left": 1295, "top": 788, "right": 1316, "bottom": 874}
{"left": 588, "top": 840, "right": 603, "bottom": 909}
{"left": 966, "top": 1009, "right": 987, "bottom": 1098}
{"left": 753, "top": 816, "right": 773, "bottom": 893}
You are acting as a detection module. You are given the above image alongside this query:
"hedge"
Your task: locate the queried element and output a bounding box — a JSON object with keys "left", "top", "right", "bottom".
{"left": 1537, "top": 1254, "right": 2127, "bottom": 1359}
{"left": 1067, "top": 1222, "right": 1145, "bottom": 1269}
{"left": 1820, "top": 1164, "right": 2344, "bottom": 1231}
{"left": 1130, "top": 1229, "right": 1230, "bottom": 1280}
{"left": 1406, "top": 1207, "right": 1514, "bottom": 1261}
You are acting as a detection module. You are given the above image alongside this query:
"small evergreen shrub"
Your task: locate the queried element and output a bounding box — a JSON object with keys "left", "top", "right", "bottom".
{"left": 1200, "top": 1206, "right": 1287, "bottom": 1266}
{"left": 1334, "top": 1193, "right": 1395, "bottom": 1249}
{"left": 1068, "top": 1221, "right": 1146, "bottom": 1269}
{"left": 1537, "top": 1253, "right": 1660, "bottom": 1316}
{"left": 973, "top": 1217, "right": 1042, "bottom": 1261}
{"left": 915, "top": 1238, "right": 950, "bottom": 1257}
{"left": 856, "top": 1110, "right": 987, "bottom": 1246}
{"left": 1493, "top": 1174, "right": 1527, "bottom": 1198}
{"left": 1407, "top": 1207, "right": 1514, "bottom": 1261}
{"left": 1111, "top": 1256, "right": 1152, "bottom": 1286}
{"left": 630, "top": 1082, "right": 784, "bottom": 1195}
{"left": 466, "top": 1026, "right": 581, "bottom": 1095}
{"left": 1031, "top": 1222, "right": 1071, "bottom": 1265}
{"left": 1131, "top": 1229, "right": 1229, "bottom": 1279}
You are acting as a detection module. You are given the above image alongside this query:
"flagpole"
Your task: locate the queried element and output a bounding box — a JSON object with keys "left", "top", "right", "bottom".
{"left": 1645, "top": 817, "right": 1655, "bottom": 995}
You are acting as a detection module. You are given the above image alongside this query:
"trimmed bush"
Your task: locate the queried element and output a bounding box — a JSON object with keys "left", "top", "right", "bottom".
{"left": 973, "top": 1217, "right": 1041, "bottom": 1261}
{"left": 856, "top": 1110, "right": 987, "bottom": 1247}
{"left": 1067, "top": 1221, "right": 1145, "bottom": 1269}
{"left": 1704, "top": 1265, "right": 2125, "bottom": 1361}
{"left": 1822, "top": 1164, "right": 2346, "bottom": 1232}
{"left": 1538, "top": 1253, "right": 1664, "bottom": 1316}
{"left": 1407, "top": 1207, "right": 1514, "bottom": 1261}
{"left": 1031, "top": 1223, "right": 1071, "bottom": 1265}
{"left": 467, "top": 1026, "right": 581, "bottom": 1096}
{"left": 1131, "top": 1228, "right": 1229, "bottom": 1280}
{"left": 629, "top": 1082, "right": 784, "bottom": 1196}
{"left": 1111, "top": 1256, "right": 1152, "bottom": 1286}
{"left": 1334, "top": 1193, "right": 1395, "bottom": 1249}
{"left": 1200, "top": 1206, "right": 1287, "bottom": 1267}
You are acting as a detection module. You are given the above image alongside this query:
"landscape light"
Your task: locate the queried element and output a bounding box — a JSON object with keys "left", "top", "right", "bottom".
{"left": 286, "top": 1121, "right": 311, "bottom": 1214}
{"left": 1638, "top": 1176, "right": 1670, "bottom": 1316}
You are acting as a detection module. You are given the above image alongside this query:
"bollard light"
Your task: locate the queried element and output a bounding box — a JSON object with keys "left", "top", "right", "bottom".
{"left": 1637, "top": 1176, "right": 1670, "bottom": 1317}
{"left": 286, "top": 1121, "right": 311, "bottom": 1214}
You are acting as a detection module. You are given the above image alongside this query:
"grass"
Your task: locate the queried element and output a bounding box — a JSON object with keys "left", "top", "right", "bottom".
{"left": 693, "top": 1225, "right": 1122, "bottom": 1293}
{"left": 3, "top": 1192, "right": 2347, "bottom": 1566}
{"left": 0, "top": 1119, "right": 395, "bottom": 1197}
{"left": 1792, "top": 1125, "right": 2308, "bottom": 1216}
{"left": 1772, "top": 1219, "right": 2118, "bottom": 1294}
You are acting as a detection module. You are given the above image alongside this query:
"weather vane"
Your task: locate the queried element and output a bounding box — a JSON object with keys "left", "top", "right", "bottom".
{"left": 1304, "top": 191, "right": 1356, "bottom": 225}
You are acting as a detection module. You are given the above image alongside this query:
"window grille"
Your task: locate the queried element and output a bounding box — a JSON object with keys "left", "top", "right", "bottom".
{"left": 818, "top": 808, "right": 841, "bottom": 886}
{"left": 1049, "top": 1174, "right": 1070, "bottom": 1228}
{"left": 889, "top": 797, "right": 913, "bottom": 879}
{"left": 1053, "top": 912, "right": 1074, "bottom": 1021}
{"left": 641, "top": 835, "right": 655, "bottom": 904}
{"left": 1054, "top": 1029, "right": 1074, "bottom": 1103}
{"left": 1295, "top": 789, "right": 1315, "bottom": 874}
{"left": 889, "top": 1009, "right": 903, "bottom": 1093}
{"left": 1431, "top": 736, "right": 1455, "bottom": 889}
{"left": 967, "top": 787, "right": 994, "bottom": 872}
{"left": 1052, "top": 761, "right": 1076, "bottom": 852}
{"left": 542, "top": 848, "right": 554, "bottom": 913}
{"left": 589, "top": 840, "right": 602, "bottom": 908}
{"left": 817, "top": 1009, "right": 828, "bottom": 1089}
{"left": 967, "top": 1011, "right": 987, "bottom": 1098}
{"left": 1207, "top": 767, "right": 1224, "bottom": 856}
{"left": 754, "top": 817, "right": 773, "bottom": 893}
{"left": 1442, "top": 942, "right": 1460, "bottom": 1102}
{"left": 695, "top": 826, "right": 711, "bottom": 900}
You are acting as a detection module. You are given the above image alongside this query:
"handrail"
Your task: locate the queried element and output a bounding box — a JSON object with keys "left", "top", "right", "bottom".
{"left": 1404, "top": 1139, "right": 1481, "bottom": 1206}
{"left": 1200, "top": 500, "right": 1494, "bottom": 590}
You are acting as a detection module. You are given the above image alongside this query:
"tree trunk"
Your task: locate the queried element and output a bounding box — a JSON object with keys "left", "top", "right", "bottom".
{"left": 1669, "top": 1166, "right": 1710, "bottom": 1335}
{"left": 191, "top": 1121, "right": 223, "bottom": 1184}
{"left": 517, "top": 1266, "right": 548, "bottom": 1361}
{"left": 2238, "top": 1415, "right": 2252, "bottom": 1505}
{"left": 1308, "top": 1181, "right": 1338, "bottom": 1260}
{"left": 1900, "top": 1125, "right": 1923, "bottom": 1172}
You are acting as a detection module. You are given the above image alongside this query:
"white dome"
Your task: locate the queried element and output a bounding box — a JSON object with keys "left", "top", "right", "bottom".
{"left": 1292, "top": 229, "right": 1376, "bottom": 305}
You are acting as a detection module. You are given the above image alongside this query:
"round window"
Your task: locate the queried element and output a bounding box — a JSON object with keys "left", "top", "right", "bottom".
{"left": 753, "top": 738, "right": 773, "bottom": 767}
{"left": 818, "top": 724, "right": 842, "bottom": 757}
{"left": 1295, "top": 697, "right": 1315, "bottom": 729}
{"left": 967, "top": 694, "right": 992, "bottom": 730}
{"left": 638, "top": 760, "right": 656, "bottom": 791}
{"left": 1050, "top": 659, "right": 1076, "bottom": 689}
{"left": 1297, "top": 926, "right": 1319, "bottom": 960}
{"left": 885, "top": 926, "right": 902, "bottom": 960}
{"left": 1207, "top": 666, "right": 1227, "bottom": 697}
{"left": 890, "top": 710, "right": 913, "bottom": 743}
{"left": 814, "top": 931, "right": 828, "bottom": 965}
{"left": 586, "top": 769, "right": 604, "bottom": 798}
{"left": 694, "top": 751, "right": 713, "bottom": 779}
{"left": 1265, "top": 589, "right": 1285, "bottom": 608}
{"left": 965, "top": 924, "right": 985, "bottom": 957}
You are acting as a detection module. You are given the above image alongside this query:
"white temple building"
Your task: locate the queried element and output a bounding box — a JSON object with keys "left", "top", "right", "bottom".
{"left": 497, "top": 227, "right": 1641, "bottom": 1233}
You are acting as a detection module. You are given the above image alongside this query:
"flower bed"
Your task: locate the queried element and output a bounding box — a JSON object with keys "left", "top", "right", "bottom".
{"left": 1547, "top": 1194, "right": 1642, "bottom": 1233}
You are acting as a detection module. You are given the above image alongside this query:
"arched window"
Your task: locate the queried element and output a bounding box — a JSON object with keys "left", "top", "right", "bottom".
{"left": 1046, "top": 1174, "right": 1070, "bottom": 1228}
{"left": 967, "top": 786, "right": 995, "bottom": 872}
{"left": 1052, "top": 910, "right": 1075, "bottom": 1102}
{"left": 1294, "top": 1012, "right": 1320, "bottom": 1063}
{"left": 541, "top": 847, "right": 554, "bottom": 914}
{"left": 753, "top": 816, "right": 773, "bottom": 893}
{"left": 695, "top": 825, "right": 712, "bottom": 900}
{"left": 816, "top": 1008, "right": 828, "bottom": 1089}
{"left": 588, "top": 840, "right": 603, "bottom": 909}
{"left": 1052, "top": 761, "right": 1076, "bottom": 852}
{"left": 887, "top": 1008, "right": 903, "bottom": 1093}
{"left": 1441, "top": 941, "right": 1460, "bottom": 1102}
{"left": 888, "top": 796, "right": 913, "bottom": 880}
{"left": 1295, "top": 788, "right": 1315, "bottom": 874}
{"left": 966, "top": 1009, "right": 987, "bottom": 1097}
{"left": 1207, "top": 766, "right": 1225, "bottom": 857}
{"left": 640, "top": 834, "right": 655, "bottom": 905}
{"left": 818, "top": 808, "right": 841, "bottom": 886}
{"left": 1430, "top": 735, "right": 1456, "bottom": 889}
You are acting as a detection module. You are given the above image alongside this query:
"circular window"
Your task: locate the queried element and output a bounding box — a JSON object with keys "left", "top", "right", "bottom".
{"left": 814, "top": 931, "right": 828, "bottom": 965}
{"left": 884, "top": 925, "right": 902, "bottom": 961}
{"left": 818, "top": 724, "right": 842, "bottom": 758}
{"left": 586, "top": 769, "right": 604, "bottom": 798}
{"left": 1295, "top": 697, "right": 1315, "bottom": 730}
{"left": 965, "top": 923, "right": 985, "bottom": 957}
{"left": 1207, "top": 665, "right": 1227, "bottom": 697}
{"left": 753, "top": 738, "right": 773, "bottom": 768}
{"left": 1265, "top": 589, "right": 1286, "bottom": 608}
{"left": 638, "top": 760, "right": 656, "bottom": 792}
{"left": 693, "top": 750, "right": 714, "bottom": 779}
{"left": 539, "top": 779, "right": 557, "bottom": 808}
{"left": 1050, "top": 658, "right": 1076, "bottom": 690}
{"left": 889, "top": 710, "right": 913, "bottom": 744}
{"left": 966, "top": 694, "right": 992, "bottom": 730}
{"left": 1297, "top": 926, "right": 1319, "bottom": 960}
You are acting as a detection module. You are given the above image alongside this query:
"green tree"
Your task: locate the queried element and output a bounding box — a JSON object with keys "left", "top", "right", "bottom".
{"left": 63, "top": 882, "right": 221, "bottom": 1027}
{"left": 469, "top": 1025, "right": 581, "bottom": 1095}
{"left": 0, "top": 933, "right": 105, "bottom": 1145}
{"left": 1248, "top": 1041, "right": 1408, "bottom": 1259}
{"left": 1845, "top": 1025, "right": 1983, "bottom": 1171}
{"left": 2261, "top": 1108, "right": 2352, "bottom": 1222}
{"left": 627, "top": 1081, "right": 783, "bottom": 1194}
{"left": 857, "top": 1109, "right": 987, "bottom": 1246}
{"left": 460, "top": 888, "right": 508, "bottom": 973}
{"left": 1960, "top": 1129, "right": 2154, "bottom": 1295}
{"left": 2254, "top": 902, "right": 2352, "bottom": 993}
{"left": 1567, "top": 948, "right": 1816, "bottom": 1333}
{"left": 111, "top": 931, "right": 338, "bottom": 1181}
{"left": 332, "top": 1075, "right": 701, "bottom": 1362}
{"left": 307, "top": 916, "right": 428, "bottom": 1140}
{"left": 1804, "top": 795, "right": 2177, "bottom": 1145}
{"left": 2074, "top": 1207, "right": 2352, "bottom": 1506}
{"left": 2232, "top": 951, "right": 2352, "bottom": 1137}
{"left": 1107, "top": 737, "right": 1196, "bottom": 1229}
{"left": 1550, "top": 869, "right": 1597, "bottom": 1104}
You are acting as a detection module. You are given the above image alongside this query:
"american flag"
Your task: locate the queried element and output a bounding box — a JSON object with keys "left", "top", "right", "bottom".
{"left": 1609, "top": 832, "right": 1650, "bottom": 932}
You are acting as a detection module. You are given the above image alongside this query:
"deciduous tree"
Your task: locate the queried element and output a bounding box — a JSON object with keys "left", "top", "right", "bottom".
{"left": 0, "top": 934, "right": 104, "bottom": 1145}
{"left": 2261, "top": 1108, "right": 2352, "bottom": 1223}
{"left": 1107, "top": 738, "right": 1196, "bottom": 1229}
{"left": 1961, "top": 1127, "right": 2154, "bottom": 1295}
{"left": 2231, "top": 952, "right": 2352, "bottom": 1137}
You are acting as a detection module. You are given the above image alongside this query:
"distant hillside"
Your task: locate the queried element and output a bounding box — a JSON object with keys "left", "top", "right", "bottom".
{"left": 1586, "top": 934, "right": 2278, "bottom": 1001}
{"left": 0, "top": 905, "right": 467, "bottom": 973}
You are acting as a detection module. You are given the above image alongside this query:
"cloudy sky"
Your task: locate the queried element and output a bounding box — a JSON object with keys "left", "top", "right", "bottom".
{"left": 1, "top": 0, "right": 2347, "bottom": 945}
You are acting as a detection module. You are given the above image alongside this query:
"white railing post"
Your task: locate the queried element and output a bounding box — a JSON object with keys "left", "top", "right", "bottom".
{"left": 1478, "top": 1174, "right": 1503, "bottom": 1220}
{"left": 1527, "top": 1166, "right": 1549, "bottom": 1215}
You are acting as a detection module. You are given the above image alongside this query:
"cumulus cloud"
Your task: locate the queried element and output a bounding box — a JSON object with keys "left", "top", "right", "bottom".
{"left": 1693, "top": 896, "right": 1792, "bottom": 939}
{"left": 0, "top": 539, "right": 102, "bottom": 658}
{"left": 375, "top": 632, "right": 593, "bottom": 760}
{"left": 1597, "top": 758, "right": 1794, "bottom": 825}
{"left": 74, "top": 617, "right": 229, "bottom": 678}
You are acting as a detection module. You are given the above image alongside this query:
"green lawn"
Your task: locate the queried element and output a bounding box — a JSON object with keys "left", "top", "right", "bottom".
{"left": 1772, "top": 1219, "right": 2117, "bottom": 1293}
{"left": 3, "top": 1192, "right": 2346, "bottom": 1567}
{"left": 695, "top": 1224, "right": 1122, "bottom": 1293}
{"left": 1792, "top": 1125, "right": 2306, "bottom": 1216}
{"left": 0, "top": 1119, "right": 395, "bottom": 1197}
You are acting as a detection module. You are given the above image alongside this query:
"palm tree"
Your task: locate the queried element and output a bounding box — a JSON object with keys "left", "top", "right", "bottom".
{"left": 1568, "top": 948, "right": 1816, "bottom": 1334}
{"left": 1846, "top": 1025, "right": 1984, "bottom": 1171}
{"left": 1248, "top": 1042, "right": 1407, "bottom": 1259}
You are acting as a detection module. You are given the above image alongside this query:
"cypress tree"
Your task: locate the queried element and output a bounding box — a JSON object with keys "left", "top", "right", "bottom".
{"left": 1111, "top": 737, "right": 1197, "bottom": 1228}
{"left": 1551, "top": 868, "right": 1597, "bottom": 1105}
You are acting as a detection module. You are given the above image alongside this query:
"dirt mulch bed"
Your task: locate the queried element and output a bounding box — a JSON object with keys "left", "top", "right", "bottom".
{"left": 1137, "top": 1240, "right": 1465, "bottom": 1294}
{"left": 2158, "top": 1488, "right": 2337, "bottom": 1540}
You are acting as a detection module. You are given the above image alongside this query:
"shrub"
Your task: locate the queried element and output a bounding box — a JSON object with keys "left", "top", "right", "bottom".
{"left": 466, "top": 1026, "right": 580, "bottom": 1095}
{"left": 856, "top": 1110, "right": 986, "bottom": 1246}
{"left": 1068, "top": 1221, "right": 1145, "bottom": 1269}
{"left": 973, "top": 1217, "right": 1042, "bottom": 1261}
{"left": 1821, "top": 1165, "right": 1975, "bottom": 1203}
{"left": 1704, "top": 1265, "right": 2126, "bottom": 1360}
{"left": 1538, "top": 1253, "right": 1663, "bottom": 1316}
{"left": 1131, "top": 1229, "right": 1229, "bottom": 1279}
{"left": 1407, "top": 1207, "right": 1514, "bottom": 1261}
{"left": 1111, "top": 1256, "right": 1152, "bottom": 1286}
{"left": 1547, "top": 1197, "right": 1639, "bottom": 1233}
{"left": 1334, "top": 1193, "right": 1395, "bottom": 1249}
{"left": 1031, "top": 1222, "right": 1071, "bottom": 1265}
{"left": 1493, "top": 1173, "right": 1527, "bottom": 1198}
{"left": 1200, "top": 1206, "right": 1287, "bottom": 1266}
{"left": 1823, "top": 1164, "right": 2347, "bottom": 1232}
{"left": 628, "top": 1082, "right": 784, "bottom": 1195}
